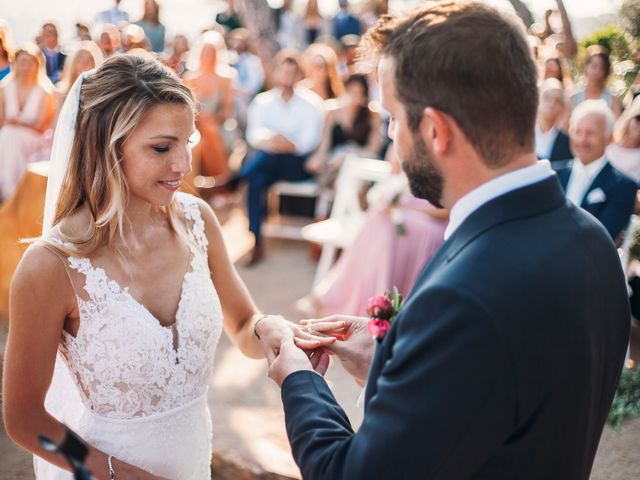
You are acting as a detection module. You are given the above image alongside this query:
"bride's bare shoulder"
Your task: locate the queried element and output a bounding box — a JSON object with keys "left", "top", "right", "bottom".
{"left": 13, "top": 244, "right": 69, "bottom": 298}
{"left": 14, "top": 207, "right": 92, "bottom": 293}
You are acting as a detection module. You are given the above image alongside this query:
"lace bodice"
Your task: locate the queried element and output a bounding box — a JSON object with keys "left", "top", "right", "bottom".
{"left": 58, "top": 193, "right": 223, "bottom": 420}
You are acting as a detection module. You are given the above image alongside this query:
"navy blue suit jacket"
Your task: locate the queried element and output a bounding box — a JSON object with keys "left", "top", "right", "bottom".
{"left": 281, "top": 176, "right": 629, "bottom": 479}
{"left": 548, "top": 130, "right": 572, "bottom": 162}
{"left": 537, "top": 130, "right": 572, "bottom": 162}
{"left": 555, "top": 160, "right": 637, "bottom": 241}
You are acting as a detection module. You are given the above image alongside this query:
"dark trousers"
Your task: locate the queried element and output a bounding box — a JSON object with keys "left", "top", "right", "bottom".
{"left": 238, "top": 150, "right": 311, "bottom": 241}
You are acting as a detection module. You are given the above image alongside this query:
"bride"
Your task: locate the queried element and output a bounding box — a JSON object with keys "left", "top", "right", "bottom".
{"left": 2, "top": 54, "right": 334, "bottom": 479}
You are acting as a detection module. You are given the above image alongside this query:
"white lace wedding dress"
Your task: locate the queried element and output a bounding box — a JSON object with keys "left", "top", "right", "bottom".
{"left": 34, "top": 193, "right": 223, "bottom": 479}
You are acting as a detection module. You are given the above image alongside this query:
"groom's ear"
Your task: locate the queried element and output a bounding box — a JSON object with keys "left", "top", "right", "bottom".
{"left": 422, "top": 107, "right": 453, "bottom": 156}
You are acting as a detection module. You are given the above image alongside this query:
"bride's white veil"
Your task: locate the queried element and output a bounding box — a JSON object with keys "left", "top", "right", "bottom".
{"left": 35, "top": 70, "right": 95, "bottom": 475}
{"left": 42, "top": 70, "right": 93, "bottom": 233}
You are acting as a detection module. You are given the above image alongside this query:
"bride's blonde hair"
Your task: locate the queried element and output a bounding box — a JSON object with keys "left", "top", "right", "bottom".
{"left": 43, "top": 54, "right": 196, "bottom": 256}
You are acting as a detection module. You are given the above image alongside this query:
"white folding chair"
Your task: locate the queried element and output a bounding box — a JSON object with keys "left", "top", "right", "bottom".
{"left": 301, "top": 155, "right": 392, "bottom": 287}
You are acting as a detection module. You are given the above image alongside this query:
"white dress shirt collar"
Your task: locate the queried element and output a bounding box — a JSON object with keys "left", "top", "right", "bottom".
{"left": 444, "top": 160, "right": 554, "bottom": 240}
{"left": 571, "top": 155, "right": 607, "bottom": 178}
{"left": 565, "top": 156, "right": 607, "bottom": 206}
{"left": 535, "top": 124, "right": 560, "bottom": 159}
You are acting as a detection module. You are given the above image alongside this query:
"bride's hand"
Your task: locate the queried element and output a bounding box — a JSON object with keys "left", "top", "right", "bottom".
{"left": 255, "top": 315, "right": 338, "bottom": 356}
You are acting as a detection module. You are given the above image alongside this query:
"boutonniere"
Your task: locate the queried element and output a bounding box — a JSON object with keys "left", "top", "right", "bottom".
{"left": 367, "top": 287, "right": 404, "bottom": 341}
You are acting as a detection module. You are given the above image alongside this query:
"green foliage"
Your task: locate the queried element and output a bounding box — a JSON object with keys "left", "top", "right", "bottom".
{"left": 621, "top": 0, "right": 640, "bottom": 38}
{"left": 630, "top": 227, "right": 640, "bottom": 262}
{"left": 608, "top": 368, "right": 640, "bottom": 429}
{"left": 580, "top": 25, "right": 631, "bottom": 62}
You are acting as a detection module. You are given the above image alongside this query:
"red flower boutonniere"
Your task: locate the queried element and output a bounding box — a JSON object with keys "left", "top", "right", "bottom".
{"left": 367, "top": 287, "right": 404, "bottom": 341}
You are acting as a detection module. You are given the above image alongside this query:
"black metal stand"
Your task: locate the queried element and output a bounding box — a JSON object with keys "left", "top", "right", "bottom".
{"left": 39, "top": 426, "right": 94, "bottom": 480}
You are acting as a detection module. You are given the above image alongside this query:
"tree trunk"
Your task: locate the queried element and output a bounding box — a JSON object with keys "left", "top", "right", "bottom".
{"left": 235, "top": 0, "right": 279, "bottom": 57}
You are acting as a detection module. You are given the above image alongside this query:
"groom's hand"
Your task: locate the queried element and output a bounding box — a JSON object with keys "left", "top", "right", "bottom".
{"left": 300, "top": 316, "right": 374, "bottom": 388}
{"left": 266, "top": 336, "right": 331, "bottom": 387}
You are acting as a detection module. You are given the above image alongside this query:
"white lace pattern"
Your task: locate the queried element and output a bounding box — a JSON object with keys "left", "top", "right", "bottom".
{"left": 59, "top": 193, "right": 223, "bottom": 419}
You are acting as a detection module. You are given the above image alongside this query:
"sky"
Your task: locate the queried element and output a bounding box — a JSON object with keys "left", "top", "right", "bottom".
{"left": 0, "top": 0, "right": 623, "bottom": 47}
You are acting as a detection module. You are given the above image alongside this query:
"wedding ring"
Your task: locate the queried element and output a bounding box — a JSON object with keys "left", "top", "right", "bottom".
{"left": 305, "top": 325, "right": 314, "bottom": 333}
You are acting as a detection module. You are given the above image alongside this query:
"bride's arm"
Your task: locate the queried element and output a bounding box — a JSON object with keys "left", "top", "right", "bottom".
{"left": 197, "top": 199, "right": 335, "bottom": 359}
{"left": 2, "top": 246, "right": 165, "bottom": 480}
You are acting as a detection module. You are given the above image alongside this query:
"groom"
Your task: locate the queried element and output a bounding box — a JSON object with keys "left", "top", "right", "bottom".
{"left": 259, "top": 2, "right": 630, "bottom": 479}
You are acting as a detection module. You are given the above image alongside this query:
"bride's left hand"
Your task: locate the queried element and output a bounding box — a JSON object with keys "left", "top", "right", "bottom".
{"left": 256, "top": 315, "right": 338, "bottom": 356}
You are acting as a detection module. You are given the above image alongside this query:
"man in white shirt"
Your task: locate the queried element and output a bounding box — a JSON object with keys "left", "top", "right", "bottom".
{"left": 555, "top": 100, "right": 637, "bottom": 241}
{"left": 535, "top": 78, "right": 572, "bottom": 162}
{"left": 231, "top": 53, "right": 324, "bottom": 265}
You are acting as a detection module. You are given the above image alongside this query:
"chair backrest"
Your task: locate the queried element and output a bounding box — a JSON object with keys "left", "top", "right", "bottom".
{"left": 329, "top": 154, "right": 392, "bottom": 235}
{"left": 331, "top": 155, "right": 391, "bottom": 217}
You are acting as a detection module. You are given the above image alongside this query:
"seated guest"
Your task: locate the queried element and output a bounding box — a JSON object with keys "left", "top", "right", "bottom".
{"left": 228, "top": 28, "right": 265, "bottom": 129}
{"left": 300, "top": 43, "right": 344, "bottom": 101}
{"left": 216, "top": 0, "right": 242, "bottom": 31}
{"left": 606, "top": 96, "right": 640, "bottom": 184}
{"left": 536, "top": 78, "right": 572, "bottom": 162}
{"left": 571, "top": 46, "right": 622, "bottom": 117}
{"left": 135, "top": 0, "right": 166, "bottom": 53}
{"left": 121, "top": 24, "right": 150, "bottom": 52}
{"left": 96, "top": 24, "right": 122, "bottom": 58}
{"left": 306, "top": 74, "right": 382, "bottom": 216}
{"left": 95, "top": 0, "right": 130, "bottom": 25}
{"left": 164, "top": 34, "right": 189, "bottom": 77}
{"left": 226, "top": 53, "right": 324, "bottom": 265}
{"left": 555, "top": 100, "right": 637, "bottom": 242}
{"left": 303, "top": 0, "right": 329, "bottom": 46}
{"left": 0, "top": 23, "right": 12, "bottom": 81}
{"left": 55, "top": 41, "right": 103, "bottom": 112}
{"left": 0, "top": 44, "right": 55, "bottom": 201}
{"left": 39, "top": 22, "right": 66, "bottom": 83}
{"left": 276, "top": 0, "right": 304, "bottom": 50}
{"left": 185, "top": 30, "right": 235, "bottom": 177}
{"left": 337, "top": 33, "right": 359, "bottom": 80}
{"left": 332, "top": 0, "right": 362, "bottom": 40}
{"left": 542, "top": 56, "right": 570, "bottom": 87}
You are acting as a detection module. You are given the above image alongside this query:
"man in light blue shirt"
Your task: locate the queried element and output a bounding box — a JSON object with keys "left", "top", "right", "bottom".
{"left": 95, "top": 0, "right": 130, "bottom": 25}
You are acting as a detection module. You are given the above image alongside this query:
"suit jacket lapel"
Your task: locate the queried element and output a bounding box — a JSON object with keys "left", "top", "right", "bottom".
{"left": 581, "top": 162, "right": 612, "bottom": 215}
{"left": 555, "top": 165, "right": 571, "bottom": 191}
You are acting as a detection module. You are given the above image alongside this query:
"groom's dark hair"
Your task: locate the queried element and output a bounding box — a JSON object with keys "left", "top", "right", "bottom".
{"left": 359, "top": 0, "right": 539, "bottom": 168}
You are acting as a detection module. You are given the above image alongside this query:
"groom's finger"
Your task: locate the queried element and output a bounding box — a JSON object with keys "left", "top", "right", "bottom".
{"left": 301, "top": 315, "right": 364, "bottom": 325}
{"left": 300, "top": 321, "right": 347, "bottom": 333}
{"left": 310, "top": 350, "right": 331, "bottom": 376}
{"left": 262, "top": 344, "right": 278, "bottom": 364}
{"left": 295, "top": 329, "right": 337, "bottom": 345}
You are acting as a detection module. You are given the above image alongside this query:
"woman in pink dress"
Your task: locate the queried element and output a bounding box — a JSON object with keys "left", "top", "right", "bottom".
{"left": 299, "top": 173, "right": 449, "bottom": 316}
{"left": 0, "top": 43, "right": 55, "bottom": 201}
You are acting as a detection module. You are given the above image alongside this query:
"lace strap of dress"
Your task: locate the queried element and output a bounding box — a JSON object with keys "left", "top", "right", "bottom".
{"left": 36, "top": 239, "right": 85, "bottom": 299}
{"left": 176, "top": 192, "right": 208, "bottom": 254}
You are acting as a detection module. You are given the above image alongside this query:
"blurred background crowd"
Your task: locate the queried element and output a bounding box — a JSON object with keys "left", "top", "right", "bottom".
{"left": 1, "top": 0, "right": 640, "bottom": 320}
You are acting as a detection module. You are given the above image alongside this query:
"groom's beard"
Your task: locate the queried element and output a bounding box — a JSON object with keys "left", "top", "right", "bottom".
{"left": 402, "top": 134, "right": 444, "bottom": 208}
